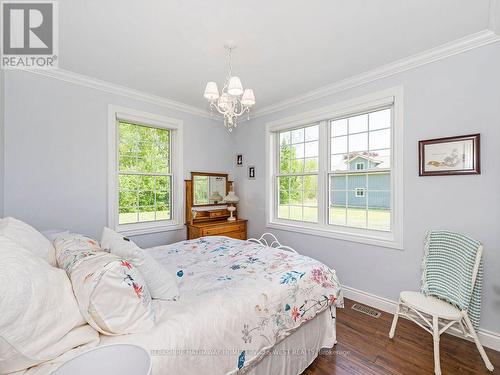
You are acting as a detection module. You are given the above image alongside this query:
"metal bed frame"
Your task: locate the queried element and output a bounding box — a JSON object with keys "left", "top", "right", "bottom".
{"left": 247, "top": 232, "right": 298, "bottom": 254}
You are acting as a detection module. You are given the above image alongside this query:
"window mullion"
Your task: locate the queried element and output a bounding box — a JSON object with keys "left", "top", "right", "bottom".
{"left": 365, "top": 173, "right": 369, "bottom": 228}
{"left": 118, "top": 170, "right": 171, "bottom": 176}
{"left": 274, "top": 132, "right": 280, "bottom": 222}
{"left": 276, "top": 172, "right": 317, "bottom": 177}
{"left": 170, "top": 129, "right": 175, "bottom": 221}
{"left": 366, "top": 113, "right": 370, "bottom": 229}
{"left": 318, "top": 120, "right": 328, "bottom": 226}
{"left": 153, "top": 175, "right": 157, "bottom": 221}
{"left": 135, "top": 173, "right": 140, "bottom": 223}
{"left": 344, "top": 118, "right": 349, "bottom": 226}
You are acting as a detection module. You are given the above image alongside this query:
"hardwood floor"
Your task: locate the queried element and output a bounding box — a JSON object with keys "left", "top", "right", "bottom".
{"left": 304, "top": 299, "right": 500, "bottom": 375}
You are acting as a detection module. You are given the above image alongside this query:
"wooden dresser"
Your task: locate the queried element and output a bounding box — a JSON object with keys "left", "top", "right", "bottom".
{"left": 187, "top": 218, "right": 247, "bottom": 240}
{"left": 185, "top": 172, "right": 247, "bottom": 240}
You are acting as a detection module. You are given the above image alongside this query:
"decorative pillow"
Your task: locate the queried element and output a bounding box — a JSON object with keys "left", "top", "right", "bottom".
{"left": 0, "top": 237, "right": 99, "bottom": 374}
{"left": 0, "top": 217, "right": 56, "bottom": 266}
{"left": 54, "top": 234, "right": 155, "bottom": 335}
{"left": 41, "top": 228, "right": 69, "bottom": 242}
{"left": 54, "top": 233, "right": 101, "bottom": 272}
{"left": 101, "top": 227, "right": 179, "bottom": 301}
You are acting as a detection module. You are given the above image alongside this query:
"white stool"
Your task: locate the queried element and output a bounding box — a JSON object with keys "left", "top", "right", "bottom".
{"left": 51, "top": 344, "right": 151, "bottom": 375}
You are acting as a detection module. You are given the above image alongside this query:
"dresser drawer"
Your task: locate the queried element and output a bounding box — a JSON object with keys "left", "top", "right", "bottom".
{"left": 224, "top": 231, "right": 247, "bottom": 240}
{"left": 202, "top": 223, "right": 245, "bottom": 236}
{"left": 209, "top": 210, "right": 228, "bottom": 219}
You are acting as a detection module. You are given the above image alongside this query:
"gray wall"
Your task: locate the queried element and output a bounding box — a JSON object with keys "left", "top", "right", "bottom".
{"left": 234, "top": 42, "right": 500, "bottom": 332}
{"left": 3, "top": 44, "right": 499, "bottom": 333}
{"left": 3, "top": 70, "right": 235, "bottom": 248}
{"left": 0, "top": 71, "right": 4, "bottom": 217}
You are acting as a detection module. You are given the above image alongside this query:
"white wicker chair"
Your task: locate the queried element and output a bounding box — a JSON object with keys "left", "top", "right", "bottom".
{"left": 389, "top": 242, "right": 494, "bottom": 375}
{"left": 247, "top": 232, "right": 298, "bottom": 254}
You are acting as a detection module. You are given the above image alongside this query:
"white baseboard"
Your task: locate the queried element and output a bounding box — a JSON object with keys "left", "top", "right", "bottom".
{"left": 342, "top": 285, "right": 500, "bottom": 352}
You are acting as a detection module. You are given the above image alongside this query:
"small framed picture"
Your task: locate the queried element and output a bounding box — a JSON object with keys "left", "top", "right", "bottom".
{"left": 419, "top": 134, "right": 480, "bottom": 176}
{"left": 236, "top": 154, "right": 243, "bottom": 167}
{"left": 248, "top": 165, "right": 255, "bottom": 179}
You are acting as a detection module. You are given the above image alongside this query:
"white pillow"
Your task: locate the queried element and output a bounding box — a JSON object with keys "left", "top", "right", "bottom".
{"left": 0, "top": 217, "right": 56, "bottom": 266}
{"left": 0, "top": 237, "right": 99, "bottom": 374}
{"left": 54, "top": 234, "right": 156, "bottom": 335}
{"left": 101, "top": 227, "right": 179, "bottom": 301}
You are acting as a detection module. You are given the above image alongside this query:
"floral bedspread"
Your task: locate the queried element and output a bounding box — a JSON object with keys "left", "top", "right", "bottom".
{"left": 144, "top": 236, "right": 344, "bottom": 374}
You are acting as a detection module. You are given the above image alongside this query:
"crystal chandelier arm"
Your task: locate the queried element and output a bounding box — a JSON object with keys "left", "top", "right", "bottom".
{"left": 210, "top": 101, "right": 227, "bottom": 115}
{"left": 210, "top": 97, "right": 249, "bottom": 117}
{"left": 231, "top": 99, "right": 250, "bottom": 116}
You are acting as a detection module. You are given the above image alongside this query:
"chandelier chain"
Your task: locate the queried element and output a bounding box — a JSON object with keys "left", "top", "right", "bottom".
{"left": 227, "top": 47, "right": 233, "bottom": 80}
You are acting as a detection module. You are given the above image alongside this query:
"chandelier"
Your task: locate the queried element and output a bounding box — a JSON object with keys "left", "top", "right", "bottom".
{"left": 203, "top": 43, "right": 256, "bottom": 132}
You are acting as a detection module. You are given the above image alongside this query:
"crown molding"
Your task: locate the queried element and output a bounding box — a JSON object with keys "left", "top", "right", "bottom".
{"left": 490, "top": 0, "right": 500, "bottom": 34}
{"left": 22, "top": 68, "right": 213, "bottom": 119}
{"left": 17, "top": 18, "right": 500, "bottom": 122}
{"left": 253, "top": 29, "right": 500, "bottom": 118}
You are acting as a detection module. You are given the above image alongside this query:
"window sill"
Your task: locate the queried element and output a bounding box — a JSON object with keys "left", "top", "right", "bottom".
{"left": 117, "top": 222, "right": 185, "bottom": 237}
{"left": 266, "top": 220, "right": 403, "bottom": 250}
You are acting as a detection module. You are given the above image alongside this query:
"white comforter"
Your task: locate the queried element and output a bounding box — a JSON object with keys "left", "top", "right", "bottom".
{"left": 102, "top": 236, "right": 343, "bottom": 374}
{"left": 18, "top": 236, "right": 343, "bottom": 375}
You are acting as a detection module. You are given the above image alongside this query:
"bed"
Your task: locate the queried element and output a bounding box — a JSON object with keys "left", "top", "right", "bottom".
{"left": 17, "top": 236, "right": 343, "bottom": 375}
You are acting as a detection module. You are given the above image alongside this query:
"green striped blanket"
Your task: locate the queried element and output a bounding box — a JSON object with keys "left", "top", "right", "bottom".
{"left": 421, "top": 230, "right": 483, "bottom": 330}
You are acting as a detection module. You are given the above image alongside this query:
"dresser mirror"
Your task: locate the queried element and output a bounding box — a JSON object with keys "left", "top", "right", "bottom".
{"left": 191, "top": 172, "right": 228, "bottom": 206}
{"left": 185, "top": 172, "right": 246, "bottom": 240}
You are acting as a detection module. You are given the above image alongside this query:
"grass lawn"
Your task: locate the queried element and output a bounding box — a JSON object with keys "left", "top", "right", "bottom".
{"left": 119, "top": 210, "right": 170, "bottom": 224}
{"left": 278, "top": 205, "right": 390, "bottom": 231}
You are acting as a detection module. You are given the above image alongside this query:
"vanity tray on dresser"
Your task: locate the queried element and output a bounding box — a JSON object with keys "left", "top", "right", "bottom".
{"left": 185, "top": 172, "right": 247, "bottom": 240}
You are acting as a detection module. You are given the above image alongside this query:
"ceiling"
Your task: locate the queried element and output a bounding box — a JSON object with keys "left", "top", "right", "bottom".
{"left": 58, "top": 0, "right": 492, "bottom": 111}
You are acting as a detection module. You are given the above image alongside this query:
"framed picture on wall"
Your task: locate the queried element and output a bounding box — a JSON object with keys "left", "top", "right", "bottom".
{"left": 236, "top": 154, "right": 243, "bottom": 167}
{"left": 419, "top": 134, "right": 480, "bottom": 176}
{"left": 248, "top": 165, "right": 255, "bottom": 179}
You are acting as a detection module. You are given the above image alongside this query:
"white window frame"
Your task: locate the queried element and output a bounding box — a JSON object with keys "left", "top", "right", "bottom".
{"left": 275, "top": 123, "right": 320, "bottom": 223}
{"left": 355, "top": 188, "right": 365, "bottom": 197}
{"left": 265, "top": 87, "right": 404, "bottom": 249}
{"left": 355, "top": 162, "right": 365, "bottom": 170}
{"left": 108, "top": 105, "right": 184, "bottom": 236}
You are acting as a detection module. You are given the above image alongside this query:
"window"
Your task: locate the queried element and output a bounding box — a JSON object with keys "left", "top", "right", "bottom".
{"left": 108, "top": 106, "right": 183, "bottom": 236}
{"left": 266, "top": 88, "right": 403, "bottom": 249}
{"left": 355, "top": 188, "right": 365, "bottom": 197}
{"left": 329, "top": 109, "right": 391, "bottom": 231}
{"left": 277, "top": 124, "right": 319, "bottom": 222}
{"left": 117, "top": 121, "right": 171, "bottom": 224}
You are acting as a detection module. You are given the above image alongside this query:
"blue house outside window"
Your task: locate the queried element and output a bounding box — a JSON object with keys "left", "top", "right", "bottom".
{"left": 330, "top": 152, "right": 391, "bottom": 214}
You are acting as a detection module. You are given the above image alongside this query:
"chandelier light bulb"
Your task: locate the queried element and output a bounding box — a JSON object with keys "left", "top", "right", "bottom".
{"left": 241, "top": 89, "right": 256, "bottom": 106}
{"left": 203, "top": 82, "right": 219, "bottom": 101}
{"left": 227, "top": 76, "right": 243, "bottom": 96}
